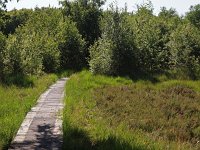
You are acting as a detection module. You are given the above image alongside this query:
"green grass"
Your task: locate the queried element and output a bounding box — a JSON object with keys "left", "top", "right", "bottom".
{"left": 63, "top": 70, "right": 200, "bottom": 150}
{"left": 0, "top": 74, "right": 58, "bottom": 150}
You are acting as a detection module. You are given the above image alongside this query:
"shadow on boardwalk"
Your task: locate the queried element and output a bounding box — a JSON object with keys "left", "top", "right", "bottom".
{"left": 9, "top": 124, "right": 62, "bottom": 150}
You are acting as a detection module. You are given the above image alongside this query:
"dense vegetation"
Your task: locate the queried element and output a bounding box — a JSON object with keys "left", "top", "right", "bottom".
{"left": 1, "top": 1, "right": 200, "bottom": 79}
{"left": 1, "top": 0, "right": 200, "bottom": 149}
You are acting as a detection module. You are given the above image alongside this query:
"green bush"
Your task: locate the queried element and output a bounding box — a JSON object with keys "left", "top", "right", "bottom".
{"left": 186, "top": 4, "right": 200, "bottom": 29}
{"left": 4, "top": 8, "right": 62, "bottom": 75}
{"left": 168, "top": 22, "right": 200, "bottom": 79}
{"left": 5, "top": 29, "right": 43, "bottom": 75}
{"left": 130, "top": 5, "right": 172, "bottom": 73}
{"left": 89, "top": 38, "right": 115, "bottom": 75}
{"left": 91, "top": 7, "right": 136, "bottom": 76}
{"left": 4, "top": 9, "right": 33, "bottom": 35}
{"left": 3, "top": 8, "right": 86, "bottom": 76}
{"left": 2, "top": 2, "right": 200, "bottom": 80}
{"left": 26, "top": 8, "right": 62, "bottom": 73}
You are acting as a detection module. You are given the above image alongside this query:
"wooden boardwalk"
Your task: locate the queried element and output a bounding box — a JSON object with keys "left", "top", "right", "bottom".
{"left": 9, "top": 78, "right": 68, "bottom": 150}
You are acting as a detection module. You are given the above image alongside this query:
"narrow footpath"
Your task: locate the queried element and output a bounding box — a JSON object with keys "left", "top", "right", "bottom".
{"left": 9, "top": 78, "right": 68, "bottom": 150}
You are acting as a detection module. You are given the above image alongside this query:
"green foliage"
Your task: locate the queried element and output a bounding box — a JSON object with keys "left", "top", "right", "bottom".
{"left": 89, "top": 38, "right": 115, "bottom": 75}
{"left": 88, "top": 2, "right": 200, "bottom": 79}
{"left": 4, "top": 8, "right": 61, "bottom": 75}
{"left": 0, "top": 0, "right": 15, "bottom": 31}
{"left": 5, "top": 29, "right": 43, "bottom": 75}
{"left": 108, "top": 11, "right": 136, "bottom": 75}
{"left": 61, "top": 0, "right": 105, "bottom": 59}
{"left": 4, "top": 9, "right": 33, "bottom": 35}
{"left": 159, "top": 7, "right": 179, "bottom": 19}
{"left": 0, "top": 9, "right": 6, "bottom": 32}
{"left": 2, "top": 1, "right": 200, "bottom": 79}
{"left": 186, "top": 4, "right": 200, "bottom": 29}
{"left": 90, "top": 7, "right": 136, "bottom": 76}
{"left": 2, "top": 8, "right": 85, "bottom": 76}
{"left": 58, "top": 18, "right": 86, "bottom": 70}
{"left": 168, "top": 22, "right": 200, "bottom": 79}
{"left": 131, "top": 5, "right": 173, "bottom": 73}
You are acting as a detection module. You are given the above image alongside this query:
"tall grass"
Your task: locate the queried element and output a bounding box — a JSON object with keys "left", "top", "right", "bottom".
{"left": 0, "top": 74, "right": 58, "bottom": 150}
{"left": 63, "top": 70, "right": 200, "bottom": 150}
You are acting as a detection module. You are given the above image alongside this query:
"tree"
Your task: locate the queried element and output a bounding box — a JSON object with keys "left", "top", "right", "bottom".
{"left": 4, "top": 8, "right": 62, "bottom": 75}
{"left": 168, "top": 22, "right": 200, "bottom": 79}
{"left": 0, "top": 0, "right": 18, "bottom": 33}
{"left": 3, "top": 8, "right": 86, "bottom": 75}
{"left": 4, "top": 9, "right": 33, "bottom": 35}
{"left": 61, "top": 0, "right": 105, "bottom": 60}
{"left": 159, "top": 7, "right": 179, "bottom": 19}
{"left": 90, "top": 6, "right": 136, "bottom": 76}
{"left": 89, "top": 38, "right": 115, "bottom": 75}
{"left": 186, "top": 4, "right": 200, "bottom": 29}
{"left": 58, "top": 18, "right": 86, "bottom": 70}
{"left": 130, "top": 4, "right": 170, "bottom": 74}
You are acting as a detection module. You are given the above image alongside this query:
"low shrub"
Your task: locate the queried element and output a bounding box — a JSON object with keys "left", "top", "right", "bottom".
{"left": 94, "top": 84, "right": 200, "bottom": 148}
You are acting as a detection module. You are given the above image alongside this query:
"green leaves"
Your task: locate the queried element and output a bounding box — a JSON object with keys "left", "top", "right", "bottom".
{"left": 1, "top": 2, "right": 200, "bottom": 80}
{"left": 62, "top": 0, "right": 103, "bottom": 53}
{"left": 89, "top": 3, "right": 200, "bottom": 79}
{"left": 58, "top": 18, "right": 86, "bottom": 70}
{"left": 2, "top": 8, "right": 86, "bottom": 76}
{"left": 4, "top": 8, "right": 62, "bottom": 75}
{"left": 130, "top": 8, "right": 170, "bottom": 73}
{"left": 89, "top": 38, "right": 115, "bottom": 75}
{"left": 168, "top": 22, "right": 200, "bottom": 79}
{"left": 186, "top": 4, "right": 200, "bottom": 29}
{"left": 3, "top": 9, "right": 33, "bottom": 35}
{"left": 90, "top": 7, "right": 136, "bottom": 76}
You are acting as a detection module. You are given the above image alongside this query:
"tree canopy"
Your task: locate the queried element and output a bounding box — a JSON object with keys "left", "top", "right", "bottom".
{"left": 1, "top": 1, "right": 200, "bottom": 80}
